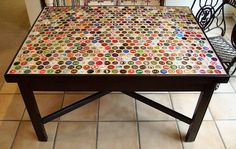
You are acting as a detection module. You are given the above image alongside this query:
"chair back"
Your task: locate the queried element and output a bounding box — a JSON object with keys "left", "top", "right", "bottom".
{"left": 191, "top": 0, "right": 226, "bottom": 35}
{"left": 43, "top": 0, "right": 164, "bottom": 6}
{"left": 232, "top": 24, "right": 236, "bottom": 49}
{"left": 191, "top": 0, "right": 236, "bottom": 36}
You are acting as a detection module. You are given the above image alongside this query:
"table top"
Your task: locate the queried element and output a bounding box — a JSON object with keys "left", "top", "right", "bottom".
{"left": 7, "top": 6, "right": 226, "bottom": 75}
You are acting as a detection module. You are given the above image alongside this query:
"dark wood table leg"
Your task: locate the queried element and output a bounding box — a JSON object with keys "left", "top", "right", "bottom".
{"left": 185, "top": 83, "right": 216, "bottom": 142}
{"left": 18, "top": 82, "right": 48, "bottom": 141}
{"left": 160, "top": 0, "right": 165, "bottom": 6}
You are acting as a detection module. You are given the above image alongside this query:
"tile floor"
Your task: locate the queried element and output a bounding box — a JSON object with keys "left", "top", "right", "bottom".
{"left": 1, "top": 80, "right": 236, "bottom": 149}
{"left": 1, "top": 1, "right": 236, "bottom": 148}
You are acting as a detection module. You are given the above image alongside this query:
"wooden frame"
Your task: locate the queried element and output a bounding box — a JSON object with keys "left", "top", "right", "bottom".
{"left": 4, "top": 5, "right": 229, "bottom": 142}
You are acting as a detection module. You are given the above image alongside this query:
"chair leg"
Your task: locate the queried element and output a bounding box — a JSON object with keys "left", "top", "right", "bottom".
{"left": 231, "top": 66, "right": 236, "bottom": 75}
{"left": 227, "top": 61, "right": 236, "bottom": 76}
{"left": 215, "top": 83, "right": 220, "bottom": 90}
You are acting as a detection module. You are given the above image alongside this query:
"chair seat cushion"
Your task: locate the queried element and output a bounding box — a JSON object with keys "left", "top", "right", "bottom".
{"left": 209, "top": 36, "right": 236, "bottom": 63}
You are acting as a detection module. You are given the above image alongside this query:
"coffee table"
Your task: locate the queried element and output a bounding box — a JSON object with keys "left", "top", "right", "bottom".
{"left": 5, "top": 6, "right": 229, "bottom": 142}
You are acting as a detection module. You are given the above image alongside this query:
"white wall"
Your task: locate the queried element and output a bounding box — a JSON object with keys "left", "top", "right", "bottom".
{"left": 25, "top": 0, "right": 235, "bottom": 26}
{"left": 165, "top": 0, "right": 193, "bottom": 7}
{"left": 165, "top": 0, "right": 234, "bottom": 16}
{"left": 234, "top": 9, "right": 236, "bottom": 21}
{"left": 24, "top": 0, "right": 42, "bottom": 26}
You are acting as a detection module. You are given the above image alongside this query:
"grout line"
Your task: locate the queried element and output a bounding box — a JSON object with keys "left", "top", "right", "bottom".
{"left": 0, "top": 93, "right": 21, "bottom": 95}
{"left": 33, "top": 93, "right": 65, "bottom": 95}
{"left": 213, "top": 92, "right": 236, "bottom": 94}
{"left": 16, "top": 119, "right": 178, "bottom": 122}
{"left": 96, "top": 98, "right": 100, "bottom": 149}
{"left": 170, "top": 92, "right": 236, "bottom": 95}
{"left": 171, "top": 91, "right": 235, "bottom": 94}
{"left": 175, "top": 119, "right": 215, "bottom": 122}
{"left": 213, "top": 119, "right": 236, "bottom": 121}
{"left": 169, "top": 93, "right": 185, "bottom": 149}
{"left": 10, "top": 121, "right": 22, "bottom": 149}
{"left": 208, "top": 108, "right": 227, "bottom": 149}
{"left": 15, "top": 118, "right": 236, "bottom": 122}
{"left": 229, "top": 80, "right": 236, "bottom": 93}
{"left": 10, "top": 107, "right": 26, "bottom": 149}
{"left": 58, "top": 92, "right": 66, "bottom": 121}
{"left": 52, "top": 93, "right": 65, "bottom": 149}
{"left": 0, "top": 119, "right": 25, "bottom": 122}
{"left": 52, "top": 122, "right": 60, "bottom": 149}
{"left": 57, "top": 121, "right": 98, "bottom": 123}
{"left": 135, "top": 99, "right": 142, "bottom": 149}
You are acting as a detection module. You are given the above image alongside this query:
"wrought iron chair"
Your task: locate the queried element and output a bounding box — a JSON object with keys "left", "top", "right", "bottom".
{"left": 209, "top": 24, "right": 236, "bottom": 74}
{"left": 191, "top": 0, "right": 236, "bottom": 75}
{"left": 41, "top": 0, "right": 165, "bottom": 7}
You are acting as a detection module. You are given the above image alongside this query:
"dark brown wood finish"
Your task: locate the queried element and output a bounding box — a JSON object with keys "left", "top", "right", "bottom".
{"left": 185, "top": 83, "right": 216, "bottom": 141}
{"left": 18, "top": 82, "right": 48, "bottom": 141}
{"left": 4, "top": 5, "right": 230, "bottom": 142}
{"left": 5, "top": 74, "right": 229, "bottom": 91}
{"left": 5, "top": 72, "right": 229, "bottom": 142}
{"left": 160, "top": 0, "right": 165, "bottom": 6}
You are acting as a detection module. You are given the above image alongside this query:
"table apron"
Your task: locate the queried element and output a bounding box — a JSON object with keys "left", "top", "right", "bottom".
{"left": 15, "top": 78, "right": 217, "bottom": 91}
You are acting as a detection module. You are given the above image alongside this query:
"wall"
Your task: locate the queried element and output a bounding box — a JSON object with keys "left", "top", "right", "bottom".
{"left": 165, "top": 0, "right": 234, "bottom": 16}
{"left": 25, "top": 0, "right": 235, "bottom": 26}
{"left": 24, "top": 0, "right": 42, "bottom": 25}
{"left": 165, "top": 0, "right": 193, "bottom": 6}
{"left": 234, "top": 8, "right": 236, "bottom": 21}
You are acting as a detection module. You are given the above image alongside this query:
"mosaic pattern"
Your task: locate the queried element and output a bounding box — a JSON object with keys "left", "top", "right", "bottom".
{"left": 51, "top": 0, "right": 161, "bottom": 6}
{"left": 8, "top": 6, "right": 226, "bottom": 75}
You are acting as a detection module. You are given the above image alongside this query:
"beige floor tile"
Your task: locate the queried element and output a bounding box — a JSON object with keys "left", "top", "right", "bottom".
{"left": 207, "top": 17, "right": 235, "bottom": 38}
{"left": 22, "top": 94, "right": 64, "bottom": 120}
{"left": 137, "top": 94, "right": 174, "bottom": 120}
{"left": 99, "top": 94, "right": 136, "bottom": 121}
{"left": 229, "top": 77, "right": 236, "bottom": 91}
{"left": 137, "top": 91, "right": 169, "bottom": 94}
{"left": 225, "top": 18, "right": 235, "bottom": 38}
{"left": 0, "top": 94, "right": 25, "bottom": 120}
{"left": 120, "top": 1, "right": 133, "bottom": 5}
{"left": 33, "top": 91, "right": 64, "bottom": 94}
{"left": 225, "top": 17, "right": 235, "bottom": 28}
{"left": 215, "top": 82, "right": 234, "bottom": 93}
{"left": 178, "top": 121, "right": 224, "bottom": 149}
{"left": 206, "top": 30, "right": 222, "bottom": 37}
{"left": 55, "top": 122, "right": 96, "bottom": 149}
{"left": 64, "top": 91, "right": 96, "bottom": 94}
{"left": 169, "top": 91, "right": 200, "bottom": 94}
{"left": 216, "top": 120, "right": 236, "bottom": 149}
{"left": 209, "top": 93, "right": 236, "bottom": 120}
{"left": 231, "top": 66, "right": 236, "bottom": 75}
{"left": 98, "top": 122, "right": 139, "bottom": 149}
{"left": 0, "top": 82, "right": 20, "bottom": 93}
{"left": 60, "top": 93, "right": 98, "bottom": 121}
{"left": 139, "top": 122, "right": 182, "bottom": 149}
{"left": 148, "top": 0, "right": 161, "bottom": 5}
{"left": 0, "top": 121, "right": 19, "bottom": 148}
{"left": 12, "top": 122, "right": 57, "bottom": 149}
{"left": 225, "top": 28, "right": 233, "bottom": 40}
{"left": 96, "top": 0, "right": 115, "bottom": 5}
{"left": 171, "top": 93, "right": 213, "bottom": 120}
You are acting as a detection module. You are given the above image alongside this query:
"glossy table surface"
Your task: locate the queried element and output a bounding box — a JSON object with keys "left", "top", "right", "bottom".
{"left": 7, "top": 6, "right": 226, "bottom": 75}
{"left": 4, "top": 6, "right": 230, "bottom": 142}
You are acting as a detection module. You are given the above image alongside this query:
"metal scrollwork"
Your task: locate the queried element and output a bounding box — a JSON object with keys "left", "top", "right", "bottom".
{"left": 192, "top": 0, "right": 236, "bottom": 36}
{"left": 196, "top": 5, "right": 215, "bottom": 30}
